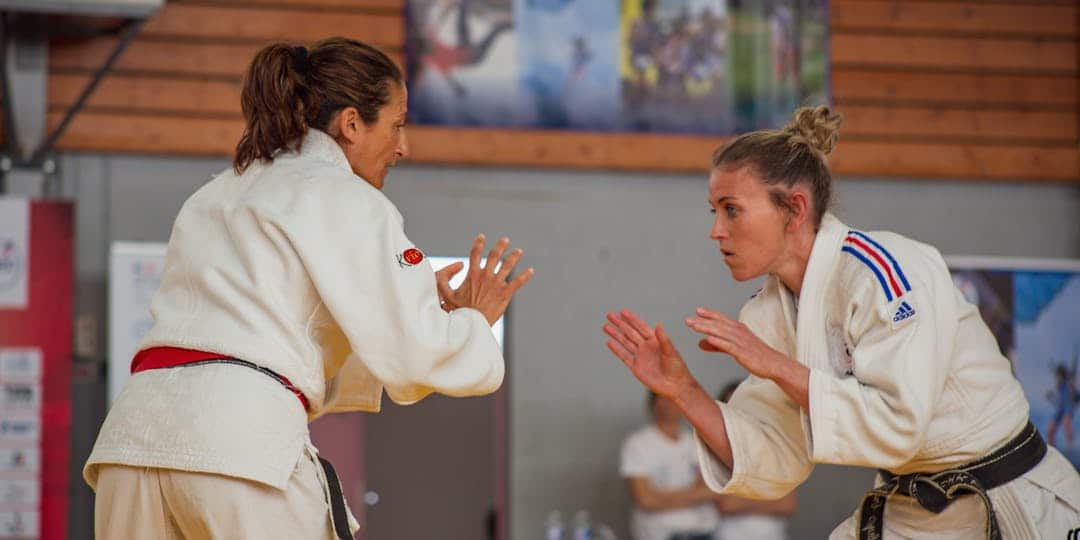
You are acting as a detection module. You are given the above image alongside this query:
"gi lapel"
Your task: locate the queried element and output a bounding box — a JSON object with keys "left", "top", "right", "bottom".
{"left": 795, "top": 213, "right": 848, "bottom": 372}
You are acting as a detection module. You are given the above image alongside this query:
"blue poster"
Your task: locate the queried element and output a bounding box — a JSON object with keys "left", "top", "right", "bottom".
{"left": 951, "top": 259, "right": 1080, "bottom": 470}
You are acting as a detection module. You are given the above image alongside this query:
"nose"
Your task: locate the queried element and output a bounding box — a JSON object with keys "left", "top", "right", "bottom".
{"left": 397, "top": 128, "right": 410, "bottom": 159}
{"left": 710, "top": 213, "right": 727, "bottom": 240}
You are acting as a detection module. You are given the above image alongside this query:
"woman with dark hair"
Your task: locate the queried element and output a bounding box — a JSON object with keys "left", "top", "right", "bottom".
{"left": 85, "top": 37, "right": 532, "bottom": 539}
{"left": 604, "top": 106, "right": 1079, "bottom": 538}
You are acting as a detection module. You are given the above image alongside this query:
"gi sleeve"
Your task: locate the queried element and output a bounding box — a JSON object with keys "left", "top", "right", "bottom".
{"left": 280, "top": 175, "right": 504, "bottom": 407}
{"left": 807, "top": 255, "right": 957, "bottom": 470}
{"left": 694, "top": 291, "right": 813, "bottom": 499}
{"left": 695, "top": 376, "right": 812, "bottom": 499}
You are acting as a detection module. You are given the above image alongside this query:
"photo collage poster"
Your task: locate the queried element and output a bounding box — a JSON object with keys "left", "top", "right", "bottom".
{"left": 406, "top": 0, "right": 829, "bottom": 135}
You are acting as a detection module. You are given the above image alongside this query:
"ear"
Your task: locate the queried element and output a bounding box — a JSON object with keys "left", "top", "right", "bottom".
{"left": 332, "top": 107, "right": 366, "bottom": 145}
{"left": 786, "top": 189, "right": 812, "bottom": 232}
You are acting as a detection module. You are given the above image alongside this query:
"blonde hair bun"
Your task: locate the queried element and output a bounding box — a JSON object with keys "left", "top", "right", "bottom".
{"left": 784, "top": 105, "right": 842, "bottom": 157}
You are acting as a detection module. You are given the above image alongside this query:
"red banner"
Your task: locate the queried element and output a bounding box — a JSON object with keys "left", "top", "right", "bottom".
{"left": 0, "top": 200, "right": 72, "bottom": 540}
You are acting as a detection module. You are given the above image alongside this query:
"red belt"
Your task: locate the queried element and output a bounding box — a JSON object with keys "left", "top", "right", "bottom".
{"left": 131, "top": 347, "right": 310, "bottom": 410}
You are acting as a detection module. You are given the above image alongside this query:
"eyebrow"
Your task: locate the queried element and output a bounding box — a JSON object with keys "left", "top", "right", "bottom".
{"left": 713, "top": 195, "right": 735, "bottom": 203}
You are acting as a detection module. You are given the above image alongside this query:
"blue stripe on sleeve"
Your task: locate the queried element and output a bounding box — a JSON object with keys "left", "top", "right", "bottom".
{"left": 848, "top": 230, "right": 911, "bottom": 292}
{"left": 842, "top": 245, "right": 894, "bottom": 302}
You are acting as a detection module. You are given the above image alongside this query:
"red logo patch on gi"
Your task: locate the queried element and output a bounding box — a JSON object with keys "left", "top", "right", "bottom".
{"left": 397, "top": 248, "right": 425, "bottom": 268}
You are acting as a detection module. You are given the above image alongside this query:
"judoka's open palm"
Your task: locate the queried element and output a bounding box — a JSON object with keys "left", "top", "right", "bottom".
{"left": 685, "top": 307, "right": 787, "bottom": 379}
{"left": 436, "top": 234, "right": 534, "bottom": 326}
{"left": 604, "top": 309, "right": 701, "bottom": 399}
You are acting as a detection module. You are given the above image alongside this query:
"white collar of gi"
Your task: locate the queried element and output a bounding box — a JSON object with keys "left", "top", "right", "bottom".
{"left": 792, "top": 212, "right": 849, "bottom": 366}
{"left": 298, "top": 129, "right": 354, "bottom": 175}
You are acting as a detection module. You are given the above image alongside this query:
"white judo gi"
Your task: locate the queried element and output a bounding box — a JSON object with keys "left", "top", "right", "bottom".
{"left": 85, "top": 129, "right": 505, "bottom": 539}
{"left": 695, "top": 214, "right": 1080, "bottom": 538}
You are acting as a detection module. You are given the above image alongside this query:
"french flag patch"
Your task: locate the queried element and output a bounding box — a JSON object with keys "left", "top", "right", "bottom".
{"left": 841, "top": 230, "right": 912, "bottom": 302}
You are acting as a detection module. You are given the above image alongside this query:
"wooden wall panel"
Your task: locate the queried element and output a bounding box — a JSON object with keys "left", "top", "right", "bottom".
{"left": 50, "top": 74, "right": 239, "bottom": 115}
{"left": 50, "top": 38, "right": 403, "bottom": 78}
{"left": 49, "top": 114, "right": 1080, "bottom": 182}
{"left": 139, "top": 4, "right": 402, "bottom": 45}
{"left": 51, "top": 38, "right": 264, "bottom": 78}
{"left": 49, "top": 111, "right": 243, "bottom": 155}
{"left": 841, "top": 105, "right": 1076, "bottom": 143}
{"left": 831, "top": 34, "right": 1076, "bottom": 73}
{"left": 180, "top": 0, "right": 404, "bottom": 9}
{"left": 832, "top": 70, "right": 1077, "bottom": 108}
{"left": 44, "top": 0, "right": 1080, "bottom": 182}
{"left": 830, "top": 1, "right": 1076, "bottom": 37}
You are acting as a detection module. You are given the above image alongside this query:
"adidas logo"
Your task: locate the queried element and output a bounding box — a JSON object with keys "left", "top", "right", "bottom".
{"left": 892, "top": 301, "right": 916, "bottom": 323}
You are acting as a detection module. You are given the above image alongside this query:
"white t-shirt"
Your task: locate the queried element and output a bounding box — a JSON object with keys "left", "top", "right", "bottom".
{"left": 620, "top": 425, "right": 720, "bottom": 540}
{"left": 717, "top": 515, "right": 787, "bottom": 540}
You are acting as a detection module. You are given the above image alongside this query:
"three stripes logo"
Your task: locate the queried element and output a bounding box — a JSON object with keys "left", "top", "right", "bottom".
{"left": 842, "top": 231, "right": 912, "bottom": 303}
{"left": 892, "top": 301, "right": 916, "bottom": 323}
{"left": 1066, "top": 527, "right": 1080, "bottom": 540}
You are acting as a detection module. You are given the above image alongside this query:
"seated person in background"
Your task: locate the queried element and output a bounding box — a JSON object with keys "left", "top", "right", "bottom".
{"left": 713, "top": 380, "right": 797, "bottom": 540}
{"left": 621, "top": 391, "right": 720, "bottom": 540}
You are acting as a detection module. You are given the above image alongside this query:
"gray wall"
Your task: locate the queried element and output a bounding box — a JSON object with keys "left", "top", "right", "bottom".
{"left": 55, "top": 152, "right": 1080, "bottom": 540}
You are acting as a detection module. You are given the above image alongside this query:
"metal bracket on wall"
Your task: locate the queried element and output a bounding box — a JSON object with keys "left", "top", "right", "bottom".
{"left": 0, "top": 11, "right": 144, "bottom": 193}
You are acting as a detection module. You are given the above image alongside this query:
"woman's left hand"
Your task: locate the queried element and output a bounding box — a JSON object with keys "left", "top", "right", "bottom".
{"left": 685, "top": 307, "right": 790, "bottom": 380}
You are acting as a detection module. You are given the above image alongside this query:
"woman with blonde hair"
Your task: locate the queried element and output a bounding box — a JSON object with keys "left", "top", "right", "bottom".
{"left": 604, "top": 105, "right": 1079, "bottom": 538}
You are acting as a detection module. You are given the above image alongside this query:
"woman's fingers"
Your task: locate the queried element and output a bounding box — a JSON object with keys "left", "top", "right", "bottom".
{"left": 655, "top": 324, "right": 678, "bottom": 357}
{"left": 505, "top": 266, "right": 535, "bottom": 295}
{"left": 621, "top": 309, "right": 655, "bottom": 342}
{"left": 695, "top": 306, "right": 725, "bottom": 320}
{"left": 468, "top": 234, "right": 486, "bottom": 278}
{"left": 485, "top": 236, "right": 510, "bottom": 273}
{"left": 685, "top": 314, "right": 740, "bottom": 340}
{"left": 435, "top": 261, "right": 463, "bottom": 289}
{"left": 606, "top": 312, "right": 643, "bottom": 346}
{"left": 603, "top": 322, "right": 637, "bottom": 352}
{"left": 496, "top": 248, "right": 524, "bottom": 281}
{"left": 685, "top": 316, "right": 719, "bottom": 337}
{"left": 609, "top": 311, "right": 648, "bottom": 347}
{"left": 698, "top": 339, "right": 722, "bottom": 353}
{"left": 607, "top": 340, "right": 636, "bottom": 368}
{"left": 704, "top": 335, "right": 732, "bottom": 354}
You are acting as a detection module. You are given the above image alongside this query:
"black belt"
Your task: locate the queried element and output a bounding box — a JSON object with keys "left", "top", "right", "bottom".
{"left": 319, "top": 456, "right": 354, "bottom": 540}
{"left": 856, "top": 421, "right": 1046, "bottom": 540}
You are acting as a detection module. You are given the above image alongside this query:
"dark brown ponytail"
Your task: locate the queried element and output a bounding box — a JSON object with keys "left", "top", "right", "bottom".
{"left": 232, "top": 38, "right": 403, "bottom": 174}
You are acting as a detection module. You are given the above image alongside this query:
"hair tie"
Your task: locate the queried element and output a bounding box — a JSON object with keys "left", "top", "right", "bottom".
{"left": 291, "top": 46, "right": 309, "bottom": 74}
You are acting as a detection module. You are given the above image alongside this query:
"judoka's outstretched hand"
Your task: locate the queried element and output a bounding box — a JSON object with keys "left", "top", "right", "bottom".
{"left": 687, "top": 307, "right": 810, "bottom": 410}
{"left": 436, "top": 234, "right": 534, "bottom": 326}
{"left": 604, "top": 309, "right": 703, "bottom": 399}
{"left": 685, "top": 307, "right": 788, "bottom": 380}
{"left": 605, "top": 308, "right": 737, "bottom": 467}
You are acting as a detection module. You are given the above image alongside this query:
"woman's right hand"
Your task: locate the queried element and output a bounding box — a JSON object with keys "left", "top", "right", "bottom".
{"left": 435, "top": 234, "right": 534, "bottom": 326}
{"left": 603, "top": 309, "right": 704, "bottom": 401}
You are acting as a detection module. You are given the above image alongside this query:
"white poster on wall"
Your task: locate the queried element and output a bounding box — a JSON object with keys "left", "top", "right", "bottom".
{"left": 0, "top": 511, "right": 38, "bottom": 538}
{"left": 0, "top": 198, "right": 29, "bottom": 310}
{"left": 108, "top": 242, "right": 168, "bottom": 405}
{"left": 0, "top": 448, "right": 38, "bottom": 474}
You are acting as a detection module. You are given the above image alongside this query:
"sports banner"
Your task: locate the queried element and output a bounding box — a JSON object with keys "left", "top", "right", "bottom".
{"left": 949, "top": 256, "right": 1080, "bottom": 470}
{"left": 0, "top": 199, "right": 73, "bottom": 540}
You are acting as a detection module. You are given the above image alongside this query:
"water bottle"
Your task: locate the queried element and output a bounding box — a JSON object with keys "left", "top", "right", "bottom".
{"left": 544, "top": 510, "right": 565, "bottom": 540}
{"left": 572, "top": 510, "right": 592, "bottom": 540}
